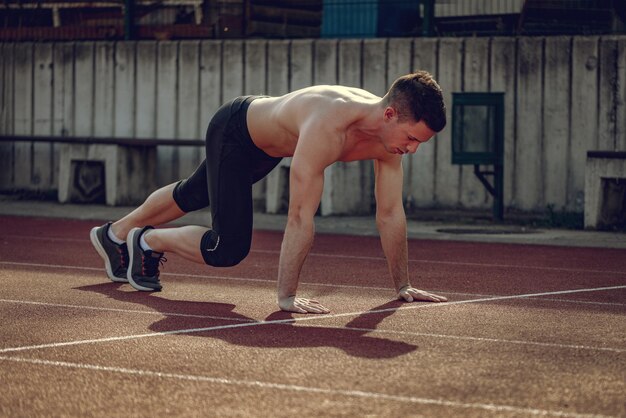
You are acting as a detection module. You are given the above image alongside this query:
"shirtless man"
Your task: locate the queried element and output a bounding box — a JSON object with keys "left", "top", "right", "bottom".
{"left": 90, "top": 70, "right": 448, "bottom": 314}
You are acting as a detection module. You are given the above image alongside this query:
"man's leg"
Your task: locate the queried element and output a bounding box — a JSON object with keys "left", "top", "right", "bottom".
{"left": 124, "top": 224, "right": 208, "bottom": 291}
{"left": 139, "top": 225, "right": 207, "bottom": 264}
{"left": 109, "top": 153, "right": 211, "bottom": 241}
{"left": 137, "top": 138, "right": 258, "bottom": 268}
{"left": 132, "top": 96, "right": 281, "bottom": 269}
{"left": 109, "top": 182, "right": 186, "bottom": 241}
{"left": 91, "top": 157, "right": 210, "bottom": 284}
{"left": 89, "top": 182, "right": 193, "bottom": 284}
{"left": 122, "top": 97, "right": 274, "bottom": 290}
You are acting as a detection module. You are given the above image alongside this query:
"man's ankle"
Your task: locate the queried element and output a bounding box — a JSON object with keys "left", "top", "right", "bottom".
{"left": 107, "top": 224, "right": 125, "bottom": 245}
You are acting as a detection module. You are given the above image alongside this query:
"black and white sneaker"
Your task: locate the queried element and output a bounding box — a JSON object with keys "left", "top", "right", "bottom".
{"left": 126, "top": 226, "right": 165, "bottom": 292}
{"left": 89, "top": 222, "right": 129, "bottom": 283}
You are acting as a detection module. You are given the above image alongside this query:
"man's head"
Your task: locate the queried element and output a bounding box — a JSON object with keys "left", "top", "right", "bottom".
{"left": 383, "top": 70, "right": 446, "bottom": 132}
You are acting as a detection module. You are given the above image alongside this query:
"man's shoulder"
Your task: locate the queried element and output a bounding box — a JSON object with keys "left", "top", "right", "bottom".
{"left": 301, "top": 85, "right": 379, "bottom": 103}
{"left": 297, "top": 87, "right": 376, "bottom": 121}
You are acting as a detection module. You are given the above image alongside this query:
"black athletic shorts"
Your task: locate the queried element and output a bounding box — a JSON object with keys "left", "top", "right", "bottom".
{"left": 172, "top": 96, "right": 282, "bottom": 266}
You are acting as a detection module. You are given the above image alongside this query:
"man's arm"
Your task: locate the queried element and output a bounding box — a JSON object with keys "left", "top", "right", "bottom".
{"left": 276, "top": 127, "right": 337, "bottom": 314}
{"left": 374, "top": 157, "right": 447, "bottom": 303}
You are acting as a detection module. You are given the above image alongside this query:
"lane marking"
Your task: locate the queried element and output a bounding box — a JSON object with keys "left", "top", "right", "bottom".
{"left": 1, "top": 261, "right": 101, "bottom": 272}
{"left": 339, "top": 327, "right": 625, "bottom": 354}
{"left": 4, "top": 235, "right": 626, "bottom": 275}
{"left": 0, "top": 356, "right": 616, "bottom": 418}
{"left": 1, "top": 285, "right": 624, "bottom": 355}
{"left": 2, "top": 261, "right": 626, "bottom": 309}
{"left": 0, "top": 299, "right": 254, "bottom": 322}
{"left": 534, "top": 298, "right": 626, "bottom": 307}
{"left": 2, "top": 235, "right": 89, "bottom": 243}
{"left": 1, "top": 298, "right": 622, "bottom": 354}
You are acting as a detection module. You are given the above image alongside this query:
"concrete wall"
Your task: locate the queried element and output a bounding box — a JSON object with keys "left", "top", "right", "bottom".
{"left": 1, "top": 36, "right": 625, "bottom": 214}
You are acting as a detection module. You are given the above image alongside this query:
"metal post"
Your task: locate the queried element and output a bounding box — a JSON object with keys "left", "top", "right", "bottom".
{"left": 422, "top": 0, "right": 435, "bottom": 37}
{"left": 472, "top": 164, "right": 503, "bottom": 221}
{"left": 124, "top": 0, "right": 135, "bottom": 40}
{"left": 494, "top": 163, "right": 504, "bottom": 220}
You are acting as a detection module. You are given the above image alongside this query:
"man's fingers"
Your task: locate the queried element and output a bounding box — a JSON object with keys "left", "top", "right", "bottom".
{"left": 290, "top": 305, "right": 307, "bottom": 314}
{"left": 303, "top": 305, "right": 325, "bottom": 314}
{"left": 401, "top": 288, "right": 448, "bottom": 303}
{"left": 294, "top": 298, "right": 330, "bottom": 314}
{"left": 304, "top": 302, "right": 330, "bottom": 314}
{"left": 424, "top": 292, "right": 447, "bottom": 302}
{"left": 410, "top": 290, "right": 442, "bottom": 302}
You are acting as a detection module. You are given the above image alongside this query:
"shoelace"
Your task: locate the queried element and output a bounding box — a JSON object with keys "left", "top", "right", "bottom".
{"left": 116, "top": 244, "right": 128, "bottom": 269}
{"left": 141, "top": 252, "right": 167, "bottom": 277}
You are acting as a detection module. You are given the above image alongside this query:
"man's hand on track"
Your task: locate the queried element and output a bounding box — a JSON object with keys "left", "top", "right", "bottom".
{"left": 398, "top": 286, "right": 448, "bottom": 303}
{"left": 278, "top": 296, "right": 330, "bottom": 314}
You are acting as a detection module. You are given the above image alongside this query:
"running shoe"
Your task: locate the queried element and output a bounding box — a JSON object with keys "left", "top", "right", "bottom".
{"left": 89, "top": 222, "right": 129, "bottom": 283}
{"left": 126, "top": 226, "right": 165, "bottom": 291}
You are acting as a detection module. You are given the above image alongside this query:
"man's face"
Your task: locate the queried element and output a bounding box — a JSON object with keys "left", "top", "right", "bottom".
{"left": 381, "top": 107, "right": 436, "bottom": 155}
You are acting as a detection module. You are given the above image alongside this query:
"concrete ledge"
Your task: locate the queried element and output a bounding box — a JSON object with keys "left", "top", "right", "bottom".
{"left": 58, "top": 143, "right": 157, "bottom": 206}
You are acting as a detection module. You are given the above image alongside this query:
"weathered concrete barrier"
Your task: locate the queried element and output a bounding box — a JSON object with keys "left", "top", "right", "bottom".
{"left": 1, "top": 37, "right": 625, "bottom": 215}
{"left": 59, "top": 143, "right": 157, "bottom": 206}
{"left": 2, "top": 135, "right": 202, "bottom": 206}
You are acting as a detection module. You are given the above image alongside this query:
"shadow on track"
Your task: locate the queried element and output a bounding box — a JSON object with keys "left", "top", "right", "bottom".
{"left": 75, "top": 282, "right": 418, "bottom": 359}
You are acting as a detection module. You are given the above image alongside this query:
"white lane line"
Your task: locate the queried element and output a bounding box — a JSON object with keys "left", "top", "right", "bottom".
{"left": 3, "top": 260, "right": 626, "bottom": 307}
{"left": 339, "top": 327, "right": 625, "bottom": 354}
{"left": 1, "top": 298, "right": 622, "bottom": 354}
{"left": 0, "top": 261, "right": 102, "bottom": 272}
{"left": 535, "top": 298, "right": 625, "bottom": 307}
{"left": 0, "top": 319, "right": 295, "bottom": 354}
{"left": 3, "top": 235, "right": 88, "bottom": 243}
{"left": 0, "top": 356, "right": 615, "bottom": 418}
{"left": 1, "top": 285, "right": 624, "bottom": 355}
{"left": 5, "top": 235, "right": 626, "bottom": 275}
{"left": 0, "top": 299, "right": 254, "bottom": 322}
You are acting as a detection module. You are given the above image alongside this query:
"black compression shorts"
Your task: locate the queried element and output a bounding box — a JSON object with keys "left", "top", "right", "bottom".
{"left": 172, "top": 96, "right": 282, "bottom": 266}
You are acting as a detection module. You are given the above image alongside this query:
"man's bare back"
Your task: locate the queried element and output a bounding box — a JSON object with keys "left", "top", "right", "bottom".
{"left": 247, "top": 86, "right": 391, "bottom": 163}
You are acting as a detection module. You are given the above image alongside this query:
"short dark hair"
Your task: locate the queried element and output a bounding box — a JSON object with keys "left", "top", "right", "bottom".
{"left": 385, "top": 71, "right": 446, "bottom": 132}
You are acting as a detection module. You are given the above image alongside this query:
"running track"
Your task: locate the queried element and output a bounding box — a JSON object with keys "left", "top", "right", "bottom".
{"left": 1, "top": 215, "right": 625, "bottom": 417}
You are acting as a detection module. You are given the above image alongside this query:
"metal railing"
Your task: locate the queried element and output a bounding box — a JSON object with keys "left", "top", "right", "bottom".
{"left": 0, "top": 0, "right": 623, "bottom": 40}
